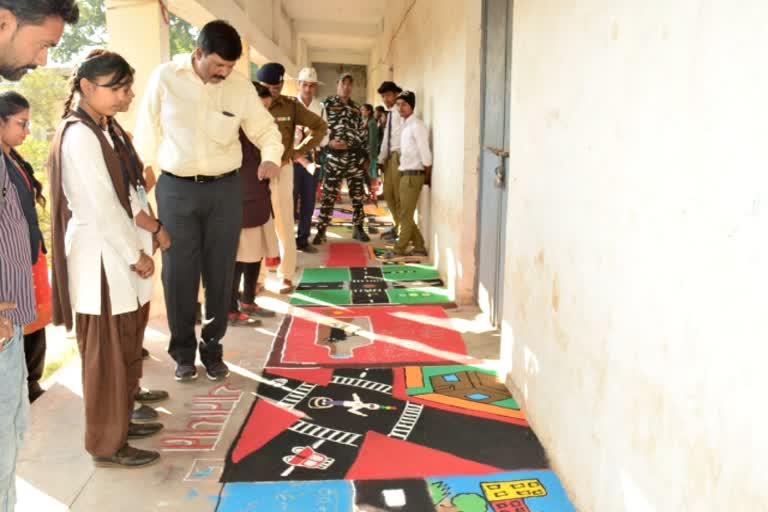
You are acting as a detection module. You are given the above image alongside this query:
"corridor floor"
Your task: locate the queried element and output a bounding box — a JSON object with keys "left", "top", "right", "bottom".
{"left": 15, "top": 215, "right": 577, "bottom": 512}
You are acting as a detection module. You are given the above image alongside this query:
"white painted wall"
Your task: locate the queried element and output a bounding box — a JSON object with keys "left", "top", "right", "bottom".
{"left": 370, "top": 0, "right": 482, "bottom": 304}
{"left": 275, "top": 5, "right": 294, "bottom": 59}
{"left": 501, "top": 1, "right": 768, "bottom": 510}
{"left": 249, "top": 0, "right": 273, "bottom": 39}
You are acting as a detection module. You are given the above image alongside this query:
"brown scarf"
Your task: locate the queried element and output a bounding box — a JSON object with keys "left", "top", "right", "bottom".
{"left": 108, "top": 117, "right": 147, "bottom": 189}
{"left": 49, "top": 111, "right": 136, "bottom": 329}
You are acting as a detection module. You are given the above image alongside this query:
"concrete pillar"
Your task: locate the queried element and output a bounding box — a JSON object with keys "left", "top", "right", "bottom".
{"left": 106, "top": 0, "right": 170, "bottom": 320}
{"left": 236, "top": 37, "right": 251, "bottom": 78}
{"left": 272, "top": 0, "right": 281, "bottom": 46}
{"left": 105, "top": 0, "right": 170, "bottom": 131}
{"left": 296, "top": 38, "right": 308, "bottom": 68}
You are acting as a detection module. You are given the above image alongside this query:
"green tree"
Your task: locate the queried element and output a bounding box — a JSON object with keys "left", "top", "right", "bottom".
{"left": 169, "top": 13, "right": 199, "bottom": 56}
{"left": 11, "top": 69, "right": 70, "bottom": 132}
{"left": 50, "top": 0, "right": 105, "bottom": 63}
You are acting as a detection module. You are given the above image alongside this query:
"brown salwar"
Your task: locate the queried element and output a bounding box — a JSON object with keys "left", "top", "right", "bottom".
{"left": 75, "top": 270, "right": 149, "bottom": 458}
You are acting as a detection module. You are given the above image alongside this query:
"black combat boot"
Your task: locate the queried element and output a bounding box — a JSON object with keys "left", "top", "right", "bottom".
{"left": 352, "top": 225, "right": 370, "bottom": 242}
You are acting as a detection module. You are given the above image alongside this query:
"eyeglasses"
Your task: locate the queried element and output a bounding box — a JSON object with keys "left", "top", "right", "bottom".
{"left": 2, "top": 117, "right": 31, "bottom": 129}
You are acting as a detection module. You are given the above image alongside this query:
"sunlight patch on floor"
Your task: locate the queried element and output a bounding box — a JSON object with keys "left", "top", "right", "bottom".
{"left": 15, "top": 477, "right": 68, "bottom": 512}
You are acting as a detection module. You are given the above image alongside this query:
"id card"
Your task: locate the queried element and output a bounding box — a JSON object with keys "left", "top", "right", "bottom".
{"left": 136, "top": 185, "right": 149, "bottom": 210}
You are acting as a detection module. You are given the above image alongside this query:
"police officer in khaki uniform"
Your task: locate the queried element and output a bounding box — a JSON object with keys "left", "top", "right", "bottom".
{"left": 256, "top": 63, "right": 328, "bottom": 292}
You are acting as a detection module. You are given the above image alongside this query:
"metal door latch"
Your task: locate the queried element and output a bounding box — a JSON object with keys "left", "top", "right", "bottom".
{"left": 484, "top": 145, "right": 509, "bottom": 159}
{"left": 484, "top": 146, "right": 509, "bottom": 186}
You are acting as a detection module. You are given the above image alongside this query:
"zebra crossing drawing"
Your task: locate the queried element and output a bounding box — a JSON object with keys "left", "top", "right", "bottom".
{"left": 221, "top": 367, "right": 549, "bottom": 483}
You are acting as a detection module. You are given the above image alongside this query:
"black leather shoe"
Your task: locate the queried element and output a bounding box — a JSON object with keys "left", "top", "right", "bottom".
{"left": 174, "top": 364, "right": 198, "bottom": 382}
{"left": 298, "top": 244, "right": 319, "bottom": 254}
{"left": 352, "top": 226, "right": 371, "bottom": 242}
{"left": 28, "top": 382, "right": 45, "bottom": 403}
{"left": 135, "top": 388, "right": 169, "bottom": 403}
{"left": 312, "top": 229, "right": 327, "bottom": 245}
{"left": 131, "top": 404, "right": 158, "bottom": 422}
{"left": 93, "top": 444, "right": 160, "bottom": 468}
{"left": 127, "top": 422, "right": 164, "bottom": 439}
{"left": 141, "top": 347, "right": 150, "bottom": 360}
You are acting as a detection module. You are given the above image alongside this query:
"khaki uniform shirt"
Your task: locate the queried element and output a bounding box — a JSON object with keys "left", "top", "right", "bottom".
{"left": 269, "top": 95, "right": 328, "bottom": 163}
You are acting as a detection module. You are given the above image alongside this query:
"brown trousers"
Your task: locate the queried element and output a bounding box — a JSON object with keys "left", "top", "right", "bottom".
{"left": 75, "top": 271, "right": 148, "bottom": 458}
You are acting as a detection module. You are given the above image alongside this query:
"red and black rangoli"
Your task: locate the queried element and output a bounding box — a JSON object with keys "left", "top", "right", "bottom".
{"left": 221, "top": 367, "right": 548, "bottom": 483}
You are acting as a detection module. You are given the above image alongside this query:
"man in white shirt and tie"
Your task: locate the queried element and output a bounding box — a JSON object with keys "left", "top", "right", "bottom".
{"left": 376, "top": 81, "right": 404, "bottom": 241}
{"left": 383, "top": 90, "right": 432, "bottom": 259}
{"left": 134, "top": 20, "right": 283, "bottom": 383}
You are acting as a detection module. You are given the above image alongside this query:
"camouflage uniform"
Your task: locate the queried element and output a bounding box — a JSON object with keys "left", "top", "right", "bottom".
{"left": 317, "top": 95, "right": 369, "bottom": 230}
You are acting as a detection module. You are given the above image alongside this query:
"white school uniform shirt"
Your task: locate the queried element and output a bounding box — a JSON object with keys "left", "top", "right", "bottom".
{"left": 62, "top": 123, "right": 152, "bottom": 315}
{"left": 134, "top": 53, "right": 284, "bottom": 176}
{"left": 398, "top": 115, "right": 433, "bottom": 171}
{"left": 378, "top": 106, "right": 404, "bottom": 162}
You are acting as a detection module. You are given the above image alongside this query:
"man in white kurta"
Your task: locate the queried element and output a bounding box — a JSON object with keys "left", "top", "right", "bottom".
{"left": 134, "top": 20, "right": 283, "bottom": 382}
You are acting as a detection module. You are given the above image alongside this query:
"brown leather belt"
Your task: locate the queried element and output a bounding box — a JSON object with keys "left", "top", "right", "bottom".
{"left": 400, "top": 170, "right": 425, "bottom": 176}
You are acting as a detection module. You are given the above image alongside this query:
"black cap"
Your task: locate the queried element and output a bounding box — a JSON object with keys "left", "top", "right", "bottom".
{"left": 377, "top": 81, "right": 402, "bottom": 94}
{"left": 396, "top": 90, "right": 415, "bottom": 110}
{"left": 256, "top": 62, "right": 285, "bottom": 85}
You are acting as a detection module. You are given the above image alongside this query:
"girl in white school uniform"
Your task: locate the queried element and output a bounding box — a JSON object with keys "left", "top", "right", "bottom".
{"left": 49, "top": 51, "right": 168, "bottom": 468}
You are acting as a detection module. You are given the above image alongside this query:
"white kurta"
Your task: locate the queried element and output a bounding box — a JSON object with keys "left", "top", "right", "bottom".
{"left": 61, "top": 122, "right": 152, "bottom": 316}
